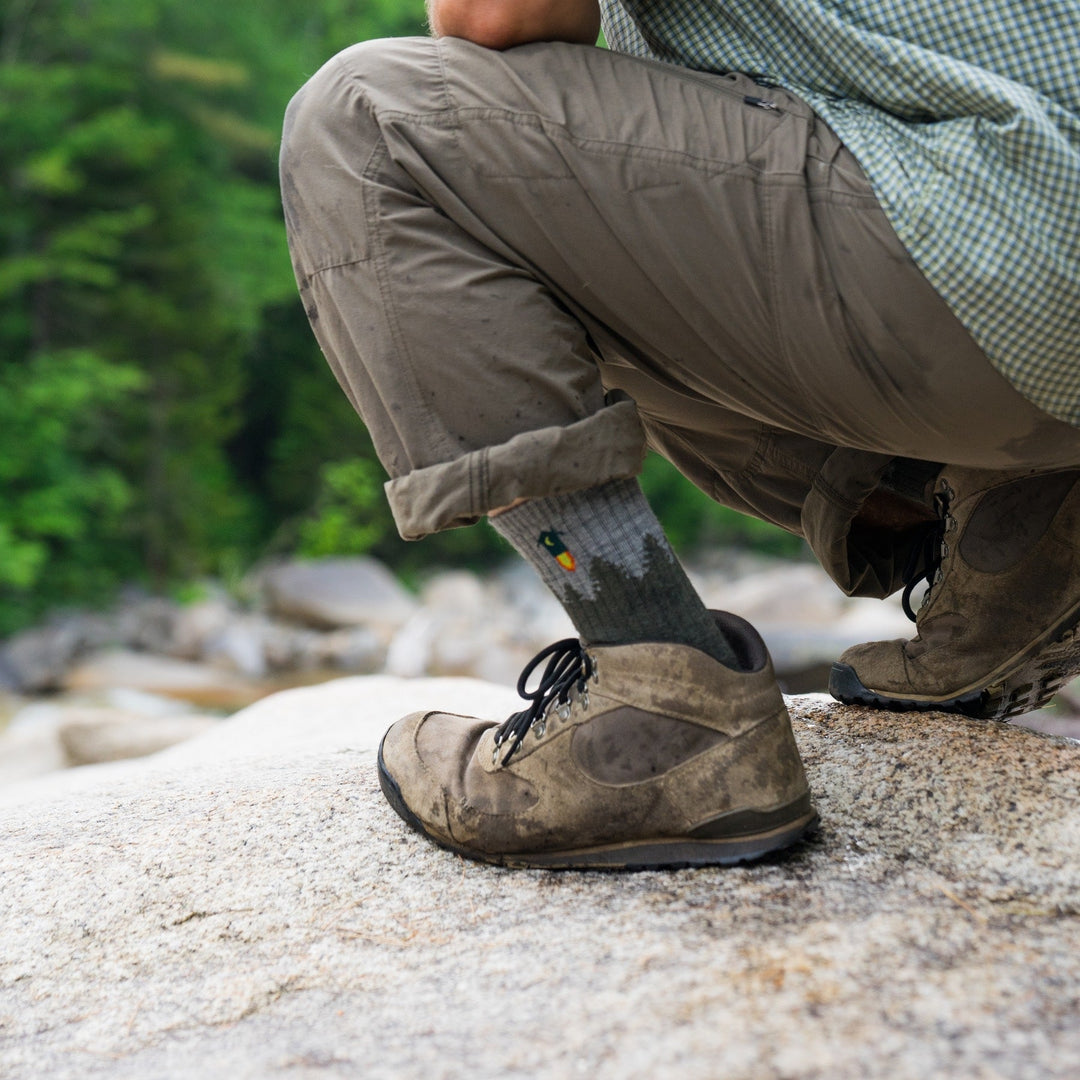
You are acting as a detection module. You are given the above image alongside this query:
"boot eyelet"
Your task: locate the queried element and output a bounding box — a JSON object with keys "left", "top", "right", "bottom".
{"left": 579, "top": 689, "right": 589, "bottom": 711}
{"left": 490, "top": 639, "right": 596, "bottom": 766}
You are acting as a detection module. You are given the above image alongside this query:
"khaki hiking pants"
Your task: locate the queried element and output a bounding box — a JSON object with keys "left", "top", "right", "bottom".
{"left": 280, "top": 37, "right": 1080, "bottom": 598}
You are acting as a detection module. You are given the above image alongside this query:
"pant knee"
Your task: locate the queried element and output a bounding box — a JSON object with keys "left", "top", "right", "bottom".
{"left": 282, "top": 43, "right": 379, "bottom": 176}
{"left": 281, "top": 39, "right": 437, "bottom": 276}
{"left": 282, "top": 37, "right": 443, "bottom": 166}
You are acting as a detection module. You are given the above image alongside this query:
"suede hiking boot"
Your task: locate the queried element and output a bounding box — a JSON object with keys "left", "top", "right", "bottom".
{"left": 831, "top": 467, "right": 1080, "bottom": 719}
{"left": 377, "top": 612, "right": 816, "bottom": 870}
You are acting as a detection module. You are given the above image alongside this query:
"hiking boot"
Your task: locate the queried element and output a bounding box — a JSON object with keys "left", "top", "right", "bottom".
{"left": 830, "top": 467, "right": 1080, "bottom": 719}
{"left": 377, "top": 612, "right": 816, "bottom": 870}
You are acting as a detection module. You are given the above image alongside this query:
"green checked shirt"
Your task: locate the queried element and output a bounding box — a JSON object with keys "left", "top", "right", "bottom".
{"left": 602, "top": 1, "right": 1080, "bottom": 426}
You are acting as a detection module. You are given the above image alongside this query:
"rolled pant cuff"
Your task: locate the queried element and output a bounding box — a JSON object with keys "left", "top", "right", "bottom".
{"left": 802, "top": 447, "right": 902, "bottom": 598}
{"left": 385, "top": 399, "right": 647, "bottom": 540}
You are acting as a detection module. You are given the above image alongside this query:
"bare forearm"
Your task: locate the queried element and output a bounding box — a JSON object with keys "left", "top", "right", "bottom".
{"left": 427, "top": 0, "right": 601, "bottom": 50}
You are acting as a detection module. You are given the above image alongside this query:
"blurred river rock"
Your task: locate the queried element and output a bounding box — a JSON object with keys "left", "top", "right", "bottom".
{"left": 2, "top": 553, "right": 1077, "bottom": 786}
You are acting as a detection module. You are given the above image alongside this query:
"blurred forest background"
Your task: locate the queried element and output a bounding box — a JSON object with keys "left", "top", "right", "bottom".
{"left": 0, "top": 0, "right": 800, "bottom": 638}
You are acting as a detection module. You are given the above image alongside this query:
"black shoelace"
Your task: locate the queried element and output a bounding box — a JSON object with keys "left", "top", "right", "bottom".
{"left": 492, "top": 638, "right": 595, "bottom": 766}
{"left": 900, "top": 484, "right": 953, "bottom": 622}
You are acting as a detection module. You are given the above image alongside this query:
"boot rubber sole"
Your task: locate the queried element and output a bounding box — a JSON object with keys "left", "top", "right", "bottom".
{"left": 829, "top": 602, "right": 1080, "bottom": 720}
{"left": 377, "top": 739, "right": 818, "bottom": 871}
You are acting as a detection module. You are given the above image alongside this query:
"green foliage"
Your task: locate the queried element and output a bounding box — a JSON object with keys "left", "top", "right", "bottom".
{"left": 0, "top": 0, "right": 426, "bottom": 632}
{"left": 299, "top": 459, "right": 392, "bottom": 557}
{"left": 0, "top": 350, "right": 143, "bottom": 632}
{"left": 638, "top": 455, "right": 807, "bottom": 559}
{"left": 0, "top": 0, "right": 800, "bottom": 638}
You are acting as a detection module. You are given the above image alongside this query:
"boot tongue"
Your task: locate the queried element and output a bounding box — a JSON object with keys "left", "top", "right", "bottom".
{"left": 960, "top": 471, "right": 1078, "bottom": 574}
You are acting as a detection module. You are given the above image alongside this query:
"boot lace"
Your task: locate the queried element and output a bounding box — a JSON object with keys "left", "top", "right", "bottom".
{"left": 492, "top": 638, "right": 596, "bottom": 766}
{"left": 900, "top": 481, "right": 954, "bottom": 622}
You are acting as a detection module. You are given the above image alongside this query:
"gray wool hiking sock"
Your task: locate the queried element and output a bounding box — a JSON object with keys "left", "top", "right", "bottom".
{"left": 489, "top": 478, "right": 740, "bottom": 668}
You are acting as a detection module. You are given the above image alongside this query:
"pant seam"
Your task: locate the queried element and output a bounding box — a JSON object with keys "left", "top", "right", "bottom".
{"left": 734, "top": 425, "right": 774, "bottom": 485}
{"left": 811, "top": 474, "right": 865, "bottom": 515}
{"left": 373, "top": 106, "right": 805, "bottom": 179}
{"left": 432, "top": 34, "right": 454, "bottom": 114}
{"left": 363, "top": 138, "right": 460, "bottom": 464}
{"left": 307, "top": 257, "right": 372, "bottom": 277}
{"left": 474, "top": 448, "right": 490, "bottom": 518}
{"left": 760, "top": 441, "right": 822, "bottom": 485}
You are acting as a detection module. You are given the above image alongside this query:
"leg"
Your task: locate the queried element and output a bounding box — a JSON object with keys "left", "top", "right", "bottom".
{"left": 831, "top": 466, "right": 1080, "bottom": 718}
{"left": 281, "top": 36, "right": 741, "bottom": 669}
{"left": 280, "top": 39, "right": 645, "bottom": 533}
{"left": 283, "top": 36, "right": 1080, "bottom": 541}
{"left": 280, "top": 38, "right": 828, "bottom": 866}
{"left": 281, "top": 38, "right": 1078, "bottom": 865}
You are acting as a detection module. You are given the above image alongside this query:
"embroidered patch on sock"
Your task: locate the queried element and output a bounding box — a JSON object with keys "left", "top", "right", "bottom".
{"left": 538, "top": 530, "right": 576, "bottom": 572}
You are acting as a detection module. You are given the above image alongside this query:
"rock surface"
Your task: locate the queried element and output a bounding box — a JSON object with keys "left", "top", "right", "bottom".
{"left": 62, "top": 650, "right": 261, "bottom": 709}
{"left": 0, "top": 703, "right": 68, "bottom": 786}
{"left": 1, "top": 677, "right": 1078, "bottom": 1079}
{"left": 0, "top": 697, "right": 219, "bottom": 780}
{"left": 57, "top": 709, "right": 218, "bottom": 766}
{"left": 262, "top": 556, "right": 418, "bottom": 632}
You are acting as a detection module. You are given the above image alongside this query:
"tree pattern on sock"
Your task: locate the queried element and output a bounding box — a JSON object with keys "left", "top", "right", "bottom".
{"left": 490, "top": 479, "right": 740, "bottom": 668}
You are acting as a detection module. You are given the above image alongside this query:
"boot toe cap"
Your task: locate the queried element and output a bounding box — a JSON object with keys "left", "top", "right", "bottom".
{"left": 836, "top": 638, "right": 913, "bottom": 695}
{"left": 380, "top": 710, "right": 502, "bottom": 846}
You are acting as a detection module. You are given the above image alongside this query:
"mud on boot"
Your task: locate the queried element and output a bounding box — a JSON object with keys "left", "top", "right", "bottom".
{"left": 378, "top": 612, "right": 817, "bottom": 870}
{"left": 830, "top": 467, "right": 1080, "bottom": 720}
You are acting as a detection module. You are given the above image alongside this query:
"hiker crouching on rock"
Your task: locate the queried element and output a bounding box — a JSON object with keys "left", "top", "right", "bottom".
{"left": 279, "top": 1, "right": 1080, "bottom": 869}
